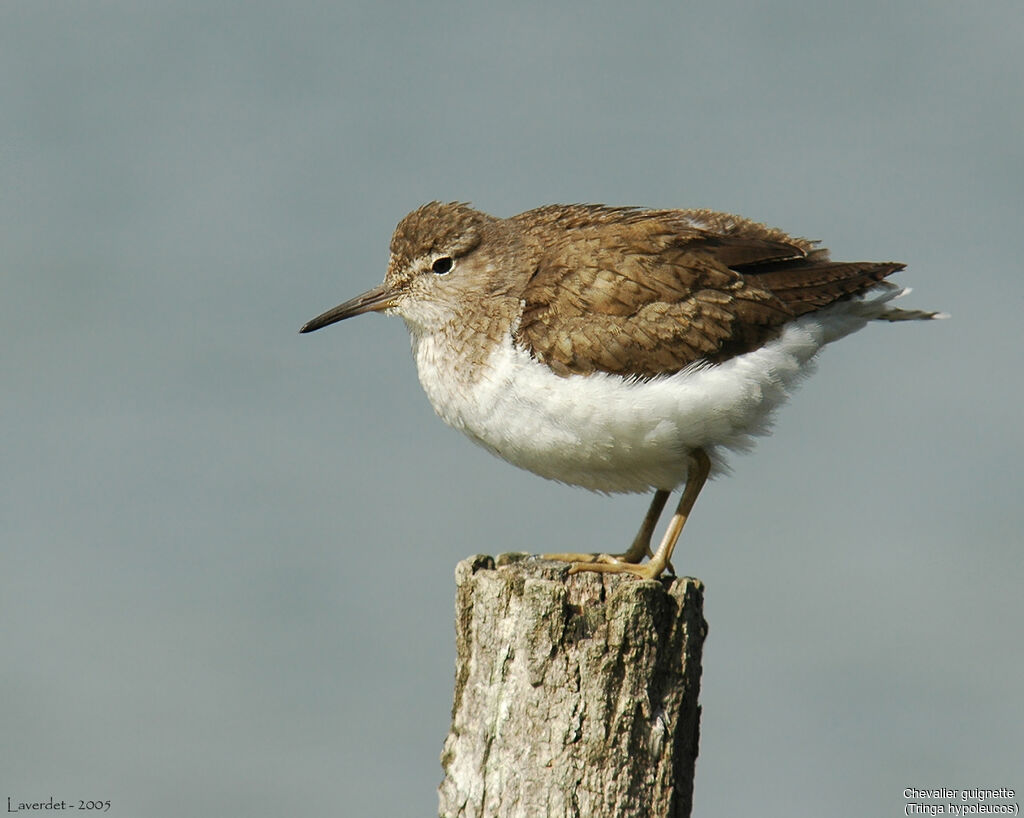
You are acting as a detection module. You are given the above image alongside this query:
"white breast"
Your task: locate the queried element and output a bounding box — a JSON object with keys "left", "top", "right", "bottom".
{"left": 409, "top": 289, "right": 901, "bottom": 494}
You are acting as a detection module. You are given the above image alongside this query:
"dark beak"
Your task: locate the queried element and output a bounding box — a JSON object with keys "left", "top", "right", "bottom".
{"left": 299, "top": 283, "right": 398, "bottom": 333}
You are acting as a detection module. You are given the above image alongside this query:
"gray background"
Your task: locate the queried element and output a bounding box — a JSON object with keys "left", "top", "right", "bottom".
{"left": 3, "top": 1, "right": 1022, "bottom": 815}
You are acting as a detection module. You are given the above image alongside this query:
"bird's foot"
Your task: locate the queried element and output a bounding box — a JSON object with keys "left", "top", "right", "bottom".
{"left": 541, "top": 550, "right": 643, "bottom": 566}
{"left": 541, "top": 551, "right": 673, "bottom": 580}
{"left": 567, "top": 558, "right": 669, "bottom": 580}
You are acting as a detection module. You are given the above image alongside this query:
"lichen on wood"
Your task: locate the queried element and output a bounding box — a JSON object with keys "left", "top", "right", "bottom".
{"left": 439, "top": 553, "right": 706, "bottom": 818}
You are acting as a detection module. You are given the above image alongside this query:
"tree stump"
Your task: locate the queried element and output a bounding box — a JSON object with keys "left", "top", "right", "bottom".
{"left": 438, "top": 553, "right": 706, "bottom": 818}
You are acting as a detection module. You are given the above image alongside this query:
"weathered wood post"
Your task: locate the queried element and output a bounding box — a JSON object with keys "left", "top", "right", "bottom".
{"left": 439, "top": 553, "right": 706, "bottom": 818}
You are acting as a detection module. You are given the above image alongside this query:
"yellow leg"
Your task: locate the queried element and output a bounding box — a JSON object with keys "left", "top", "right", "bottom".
{"left": 567, "top": 449, "right": 711, "bottom": 580}
{"left": 542, "top": 489, "right": 669, "bottom": 566}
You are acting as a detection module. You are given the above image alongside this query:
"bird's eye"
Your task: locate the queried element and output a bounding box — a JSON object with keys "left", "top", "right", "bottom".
{"left": 431, "top": 256, "right": 454, "bottom": 275}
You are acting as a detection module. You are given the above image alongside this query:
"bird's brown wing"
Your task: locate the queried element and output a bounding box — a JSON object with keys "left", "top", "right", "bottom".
{"left": 514, "top": 208, "right": 904, "bottom": 378}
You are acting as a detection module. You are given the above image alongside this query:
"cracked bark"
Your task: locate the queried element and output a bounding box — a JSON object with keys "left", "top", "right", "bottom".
{"left": 438, "top": 553, "right": 706, "bottom": 818}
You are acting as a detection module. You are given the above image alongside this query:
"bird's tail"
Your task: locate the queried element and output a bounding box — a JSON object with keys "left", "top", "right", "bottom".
{"left": 814, "top": 281, "right": 946, "bottom": 345}
{"left": 871, "top": 282, "right": 949, "bottom": 322}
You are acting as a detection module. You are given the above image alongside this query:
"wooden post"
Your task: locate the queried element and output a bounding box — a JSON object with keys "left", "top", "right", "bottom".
{"left": 438, "top": 554, "right": 706, "bottom": 818}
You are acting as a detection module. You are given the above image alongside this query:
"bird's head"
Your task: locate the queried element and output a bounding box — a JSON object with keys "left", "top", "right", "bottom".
{"left": 300, "top": 202, "right": 505, "bottom": 336}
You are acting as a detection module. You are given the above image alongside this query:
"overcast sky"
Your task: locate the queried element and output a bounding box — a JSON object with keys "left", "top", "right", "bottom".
{"left": 3, "top": 2, "right": 1022, "bottom": 816}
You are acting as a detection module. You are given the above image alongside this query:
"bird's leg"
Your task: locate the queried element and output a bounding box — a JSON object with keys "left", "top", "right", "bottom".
{"left": 542, "top": 489, "right": 669, "bottom": 565}
{"left": 568, "top": 449, "right": 711, "bottom": 580}
{"left": 621, "top": 488, "right": 671, "bottom": 563}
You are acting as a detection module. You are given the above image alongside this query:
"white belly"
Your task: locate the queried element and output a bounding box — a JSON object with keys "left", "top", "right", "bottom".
{"left": 409, "top": 295, "right": 891, "bottom": 494}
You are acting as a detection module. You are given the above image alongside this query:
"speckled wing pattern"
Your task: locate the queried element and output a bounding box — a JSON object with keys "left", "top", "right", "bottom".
{"left": 514, "top": 206, "right": 904, "bottom": 378}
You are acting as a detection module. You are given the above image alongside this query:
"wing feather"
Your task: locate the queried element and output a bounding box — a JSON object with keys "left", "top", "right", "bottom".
{"left": 514, "top": 208, "right": 904, "bottom": 378}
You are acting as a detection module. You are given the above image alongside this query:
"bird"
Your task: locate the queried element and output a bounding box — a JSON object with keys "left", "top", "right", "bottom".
{"left": 301, "top": 202, "right": 942, "bottom": 579}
